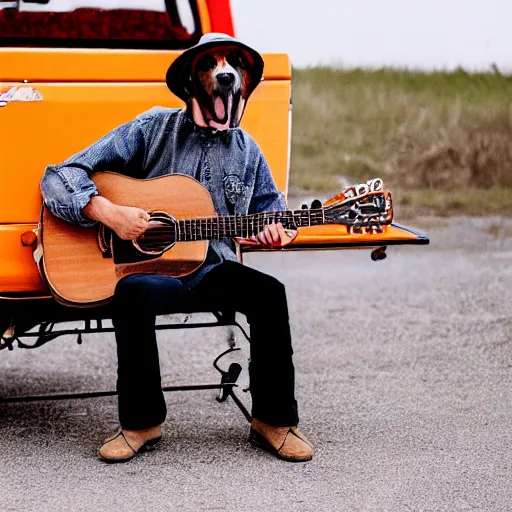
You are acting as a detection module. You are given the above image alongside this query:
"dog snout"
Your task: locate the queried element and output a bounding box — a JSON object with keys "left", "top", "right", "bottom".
{"left": 216, "top": 73, "right": 235, "bottom": 87}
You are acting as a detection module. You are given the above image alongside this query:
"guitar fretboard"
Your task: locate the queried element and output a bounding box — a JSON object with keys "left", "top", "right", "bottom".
{"left": 176, "top": 209, "right": 325, "bottom": 241}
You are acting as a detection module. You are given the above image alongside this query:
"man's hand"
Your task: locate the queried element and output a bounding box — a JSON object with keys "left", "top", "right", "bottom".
{"left": 250, "top": 221, "right": 298, "bottom": 248}
{"left": 83, "top": 196, "right": 150, "bottom": 241}
{"left": 108, "top": 204, "right": 151, "bottom": 241}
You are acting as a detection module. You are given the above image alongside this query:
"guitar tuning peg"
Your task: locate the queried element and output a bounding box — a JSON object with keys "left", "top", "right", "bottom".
{"left": 311, "top": 199, "right": 322, "bottom": 209}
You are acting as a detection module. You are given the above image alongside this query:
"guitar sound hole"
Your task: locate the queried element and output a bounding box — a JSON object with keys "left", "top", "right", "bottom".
{"left": 135, "top": 211, "right": 177, "bottom": 255}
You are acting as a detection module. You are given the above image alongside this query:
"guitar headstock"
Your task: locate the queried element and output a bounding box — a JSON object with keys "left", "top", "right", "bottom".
{"left": 322, "top": 178, "right": 393, "bottom": 231}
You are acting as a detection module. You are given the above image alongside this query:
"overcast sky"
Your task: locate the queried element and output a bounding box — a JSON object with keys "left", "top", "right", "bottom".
{"left": 231, "top": 0, "right": 510, "bottom": 72}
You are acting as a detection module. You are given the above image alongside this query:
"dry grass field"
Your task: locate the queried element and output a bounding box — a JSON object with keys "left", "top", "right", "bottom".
{"left": 290, "top": 68, "right": 512, "bottom": 214}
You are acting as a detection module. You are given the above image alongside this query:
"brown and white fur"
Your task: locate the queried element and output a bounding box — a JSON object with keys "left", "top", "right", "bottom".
{"left": 189, "top": 46, "right": 256, "bottom": 131}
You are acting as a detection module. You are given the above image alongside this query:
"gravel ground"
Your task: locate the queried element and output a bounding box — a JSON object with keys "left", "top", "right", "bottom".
{"left": 1, "top": 215, "right": 512, "bottom": 512}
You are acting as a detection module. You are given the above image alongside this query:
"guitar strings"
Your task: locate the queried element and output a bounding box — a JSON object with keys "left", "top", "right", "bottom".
{"left": 136, "top": 203, "right": 387, "bottom": 250}
{"left": 140, "top": 213, "right": 325, "bottom": 242}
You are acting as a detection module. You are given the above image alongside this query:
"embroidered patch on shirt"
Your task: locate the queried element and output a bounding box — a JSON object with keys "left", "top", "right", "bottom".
{"left": 224, "top": 174, "right": 247, "bottom": 205}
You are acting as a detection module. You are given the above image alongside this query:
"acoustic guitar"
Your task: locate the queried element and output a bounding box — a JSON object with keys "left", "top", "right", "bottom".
{"left": 39, "top": 173, "right": 392, "bottom": 307}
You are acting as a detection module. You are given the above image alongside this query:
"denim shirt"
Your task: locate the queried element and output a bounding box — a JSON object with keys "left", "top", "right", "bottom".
{"left": 40, "top": 107, "right": 286, "bottom": 288}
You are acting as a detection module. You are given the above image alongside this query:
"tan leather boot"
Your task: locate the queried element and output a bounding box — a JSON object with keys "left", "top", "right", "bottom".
{"left": 98, "top": 425, "right": 162, "bottom": 463}
{"left": 249, "top": 418, "right": 313, "bottom": 462}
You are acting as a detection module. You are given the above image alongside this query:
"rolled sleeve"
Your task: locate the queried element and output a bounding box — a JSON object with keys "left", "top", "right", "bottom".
{"left": 40, "top": 118, "right": 145, "bottom": 226}
{"left": 41, "top": 168, "right": 98, "bottom": 226}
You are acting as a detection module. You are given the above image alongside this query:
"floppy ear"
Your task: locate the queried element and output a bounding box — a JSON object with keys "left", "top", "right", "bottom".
{"left": 183, "top": 75, "right": 193, "bottom": 97}
{"left": 237, "top": 49, "right": 262, "bottom": 100}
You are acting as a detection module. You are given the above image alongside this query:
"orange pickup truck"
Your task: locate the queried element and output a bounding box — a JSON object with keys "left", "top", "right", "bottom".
{"left": 0, "top": 0, "right": 428, "bottom": 359}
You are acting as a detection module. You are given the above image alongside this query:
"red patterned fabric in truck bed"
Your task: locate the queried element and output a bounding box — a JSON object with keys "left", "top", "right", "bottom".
{"left": 0, "top": 8, "right": 190, "bottom": 41}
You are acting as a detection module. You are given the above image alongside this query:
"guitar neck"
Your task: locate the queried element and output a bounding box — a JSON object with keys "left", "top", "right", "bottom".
{"left": 176, "top": 209, "right": 325, "bottom": 241}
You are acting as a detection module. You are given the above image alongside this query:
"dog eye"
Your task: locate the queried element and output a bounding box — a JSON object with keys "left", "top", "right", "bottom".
{"left": 195, "top": 55, "right": 217, "bottom": 72}
{"left": 227, "top": 51, "right": 247, "bottom": 70}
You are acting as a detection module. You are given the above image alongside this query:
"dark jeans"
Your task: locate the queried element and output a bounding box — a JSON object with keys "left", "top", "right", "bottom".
{"left": 112, "top": 261, "right": 299, "bottom": 430}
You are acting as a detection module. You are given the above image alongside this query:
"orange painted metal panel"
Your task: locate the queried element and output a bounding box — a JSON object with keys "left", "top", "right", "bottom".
{"left": 292, "top": 223, "right": 425, "bottom": 245}
{"left": 241, "top": 81, "right": 291, "bottom": 196}
{"left": 196, "top": 0, "right": 212, "bottom": 34}
{"left": 0, "top": 80, "right": 290, "bottom": 223}
{"left": 239, "top": 223, "right": 429, "bottom": 253}
{"left": 0, "top": 50, "right": 290, "bottom": 82}
{"left": 0, "top": 225, "right": 47, "bottom": 293}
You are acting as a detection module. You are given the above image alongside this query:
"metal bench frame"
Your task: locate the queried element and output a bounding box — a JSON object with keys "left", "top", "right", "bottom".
{"left": 0, "top": 295, "right": 253, "bottom": 423}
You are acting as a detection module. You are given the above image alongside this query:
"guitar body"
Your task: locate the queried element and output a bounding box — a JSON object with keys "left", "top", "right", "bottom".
{"left": 41, "top": 173, "right": 214, "bottom": 307}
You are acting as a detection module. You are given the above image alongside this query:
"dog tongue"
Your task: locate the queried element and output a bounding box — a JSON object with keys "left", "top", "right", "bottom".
{"left": 210, "top": 95, "right": 233, "bottom": 131}
{"left": 214, "top": 96, "right": 226, "bottom": 120}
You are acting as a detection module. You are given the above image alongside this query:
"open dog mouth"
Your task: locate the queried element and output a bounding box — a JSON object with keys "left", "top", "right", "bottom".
{"left": 198, "top": 88, "right": 242, "bottom": 130}
{"left": 213, "top": 92, "right": 232, "bottom": 125}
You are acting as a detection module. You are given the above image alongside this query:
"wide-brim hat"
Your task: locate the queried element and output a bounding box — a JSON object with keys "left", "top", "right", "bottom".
{"left": 166, "top": 33, "right": 264, "bottom": 102}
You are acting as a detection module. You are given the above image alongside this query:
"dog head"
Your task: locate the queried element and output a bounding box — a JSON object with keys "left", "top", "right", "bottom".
{"left": 188, "top": 45, "right": 257, "bottom": 131}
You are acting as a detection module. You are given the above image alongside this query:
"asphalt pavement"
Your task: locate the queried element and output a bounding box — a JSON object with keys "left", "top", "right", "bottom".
{"left": 1, "top": 215, "right": 512, "bottom": 512}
